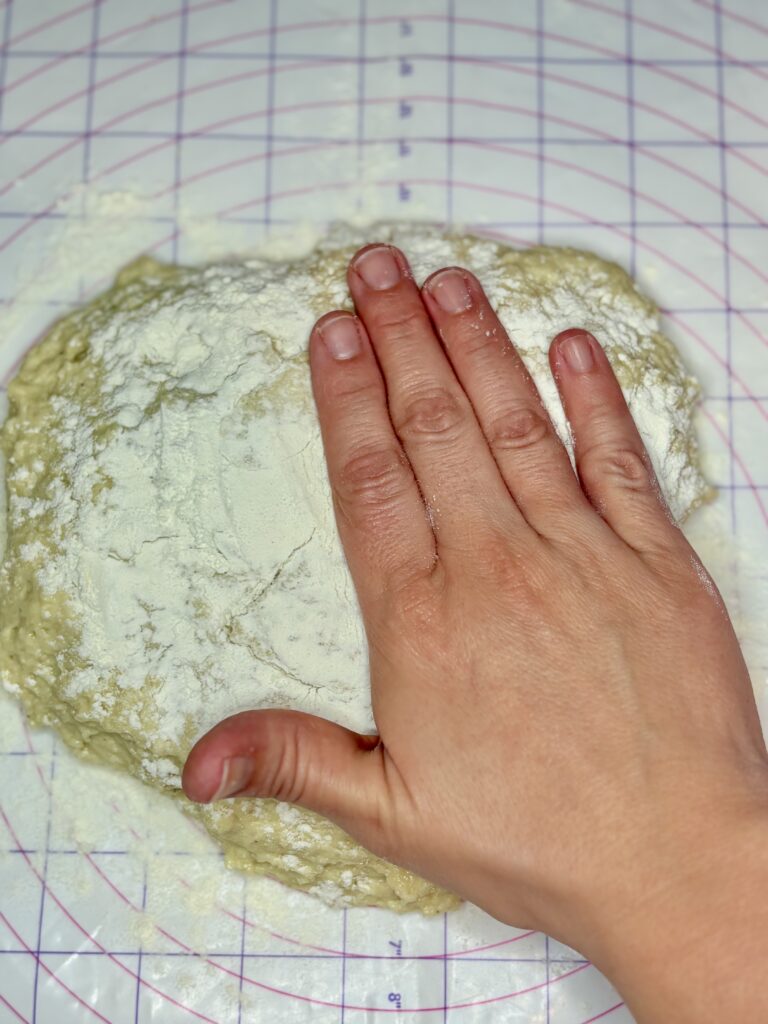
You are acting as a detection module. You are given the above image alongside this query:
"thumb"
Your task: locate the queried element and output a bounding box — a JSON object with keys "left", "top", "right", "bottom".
{"left": 181, "top": 709, "right": 388, "bottom": 838}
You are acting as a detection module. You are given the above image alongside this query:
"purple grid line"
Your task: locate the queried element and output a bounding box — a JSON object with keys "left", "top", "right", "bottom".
{"left": 356, "top": 0, "right": 366, "bottom": 202}
{"left": 340, "top": 908, "right": 348, "bottom": 1024}
{"left": 536, "top": 0, "right": 545, "bottom": 247}
{"left": 443, "top": 912, "right": 449, "bottom": 1024}
{"left": 625, "top": 0, "right": 637, "bottom": 280}
{"left": 263, "top": 0, "right": 279, "bottom": 232}
{"left": 7, "top": 48, "right": 768, "bottom": 68}
{"left": 81, "top": 1, "right": 101, "bottom": 185}
{"left": 172, "top": 0, "right": 190, "bottom": 264}
{"left": 0, "top": 0, "right": 12, "bottom": 128}
{"left": 236, "top": 876, "right": 246, "bottom": 1024}
{"left": 30, "top": 747, "right": 55, "bottom": 1024}
{"left": 3, "top": 127, "right": 768, "bottom": 147}
{"left": 4, "top": 45, "right": 768, "bottom": 70}
{"left": 0, "top": 208, "right": 765, "bottom": 230}
{"left": 1, "top": 949, "right": 591, "bottom": 962}
{"left": 446, "top": 3, "right": 455, "bottom": 223}
{"left": 713, "top": 1, "right": 736, "bottom": 531}
{"left": 133, "top": 867, "right": 147, "bottom": 1024}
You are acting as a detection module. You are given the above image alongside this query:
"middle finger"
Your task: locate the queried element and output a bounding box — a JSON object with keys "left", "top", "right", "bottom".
{"left": 347, "top": 244, "right": 525, "bottom": 547}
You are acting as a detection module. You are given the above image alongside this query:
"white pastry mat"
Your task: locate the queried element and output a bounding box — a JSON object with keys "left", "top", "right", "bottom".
{"left": 0, "top": 1, "right": 766, "bottom": 1021}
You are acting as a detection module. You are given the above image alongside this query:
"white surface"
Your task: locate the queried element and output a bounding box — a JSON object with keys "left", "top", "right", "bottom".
{"left": 0, "top": 2, "right": 766, "bottom": 1022}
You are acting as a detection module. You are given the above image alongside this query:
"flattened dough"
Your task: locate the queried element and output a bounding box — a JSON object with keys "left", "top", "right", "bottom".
{"left": 0, "top": 224, "right": 709, "bottom": 912}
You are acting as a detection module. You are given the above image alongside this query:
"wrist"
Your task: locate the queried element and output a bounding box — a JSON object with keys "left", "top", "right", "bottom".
{"left": 575, "top": 806, "right": 768, "bottom": 1023}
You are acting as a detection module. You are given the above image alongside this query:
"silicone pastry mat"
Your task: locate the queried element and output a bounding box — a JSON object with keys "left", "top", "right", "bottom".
{"left": 1, "top": 1, "right": 766, "bottom": 1021}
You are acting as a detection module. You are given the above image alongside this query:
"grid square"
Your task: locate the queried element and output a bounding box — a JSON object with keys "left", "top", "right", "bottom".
{"left": 344, "top": 904, "right": 445, "bottom": 960}
{"left": 539, "top": 223, "right": 633, "bottom": 276}
{"left": 40, "top": 852, "right": 146, "bottom": 954}
{"left": 362, "top": 55, "right": 452, "bottom": 141}
{"left": 447, "top": 904, "right": 546, "bottom": 962}
{"left": 453, "top": 0, "right": 538, "bottom": 60}
{"left": 343, "top": 953, "right": 445, "bottom": 1019}
{"left": 0, "top": 134, "right": 88, "bottom": 215}
{"left": 239, "top": 877, "right": 346, "bottom": 958}
{"left": 215, "top": 134, "right": 352, "bottom": 224}
{"left": 631, "top": 5, "right": 717, "bottom": 61}
{"left": 174, "top": 55, "right": 270, "bottom": 136}
{"left": 548, "top": 962, "right": 629, "bottom": 1023}
{"left": 0, "top": 952, "right": 36, "bottom": 1024}
{"left": 547, "top": 938, "right": 589, "bottom": 963}
{"left": 543, "top": 63, "right": 629, "bottom": 142}
{"left": 660, "top": 311, "right": 729, "bottom": 398}
{"left": 0, "top": 749, "right": 54, "bottom": 861}
{"left": 0, "top": 891, "right": 43, "bottom": 955}
{"left": 4, "top": 5, "right": 93, "bottom": 53}
{"left": 97, "top": 4, "right": 182, "bottom": 55}
{"left": 633, "top": 224, "right": 726, "bottom": 310}
{"left": 721, "top": 0, "right": 768, "bottom": 61}
{"left": 91, "top": 54, "right": 180, "bottom": 134}
{"left": 695, "top": 399, "right": 736, "bottom": 491}
{"left": 178, "top": 136, "right": 270, "bottom": 220}
{"left": 445, "top": 958, "right": 547, "bottom": 1023}
{"left": 143, "top": 853, "right": 244, "bottom": 957}
{"left": 451, "top": 140, "right": 539, "bottom": 225}
{"left": 135, "top": 952, "right": 244, "bottom": 1024}
{"left": 452, "top": 59, "right": 539, "bottom": 140}
{"left": 541, "top": 0, "right": 629, "bottom": 59}
{"left": 273, "top": 7, "right": 362, "bottom": 58}
{"left": 730, "top": 312, "right": 768, "bottom": 395}
{"left": 544, "top": 142, "right": 631, "bottom": 225}
{"left": 37, "top": 951, "right": 141, "bottom": 1024}
{"left": 186, "top": 1, "right": 271, "bottom": 56}
{"left": 723, "top": 65, "right": 768, "bottom": 142}
{"left": 733, "top": 398, "right": 768, "bottom": 490}
{"left": 633, "top": 65, "right": 719, "bottom": 143}
{"left": 87, "top": 134, "right": 177, "bottom": 210}
{"left": 233, "top": 953, "right": 340, "bottom": 1023}
{"left": 728, "top": 228, "right": 768, "bottom": 311}
{"left": 2, "top": 54, "right": 90, "bottom": 133}
{"left": 272, "top": 57, "right": 359, "bottom": 139}
{"left": 635, "top": 144, "right": 723, "bottom": 225}
{"left": 725, "top": 147, "right": 768, "bottom": 227}
{"left": 365, "top": 1, "right": 450, "bottom": 60}
{"left": 730, "top": 488, "right": 768, "bottom": 547}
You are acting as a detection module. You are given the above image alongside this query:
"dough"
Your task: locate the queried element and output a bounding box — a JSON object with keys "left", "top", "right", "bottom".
{"left": 0, "top": 224, "right": 709, "bottom": 912}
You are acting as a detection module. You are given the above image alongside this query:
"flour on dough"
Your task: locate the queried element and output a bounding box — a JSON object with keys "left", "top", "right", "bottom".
{"left": 0, "top": 224, "right": 709, "bottom": 912}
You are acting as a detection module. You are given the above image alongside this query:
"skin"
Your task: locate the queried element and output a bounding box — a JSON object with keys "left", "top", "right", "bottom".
{"left": 182, "top": 244, "right": 768, "bottom": 1022}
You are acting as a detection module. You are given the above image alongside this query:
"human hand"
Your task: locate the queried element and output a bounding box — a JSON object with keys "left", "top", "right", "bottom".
{"left": 183, "top": 243, "right": 768, "bottom": 1021}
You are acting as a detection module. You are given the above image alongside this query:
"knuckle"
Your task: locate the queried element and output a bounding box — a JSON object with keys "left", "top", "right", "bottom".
{"left": 390, "top": 572, "right": 440, "bottom": 624}
{"left": 327, "top": 372, "right": 380, "bottom": 405}
{"left": 335, "top": 443, "right": 410, "bottom": 508}
{"left": 395, "top": 387, "right": 466, "bottom": 442}
{"left": 370, "top": 300, "right": 422, "bottom": 342}
{"left": 486, "top": 406, "right": 551, "bottom": 452}
{"left": 579, "top": 444, "right": 652, "bottom": 492}
{"left": 473, "top": 527, "right": 528, "bottom": 592}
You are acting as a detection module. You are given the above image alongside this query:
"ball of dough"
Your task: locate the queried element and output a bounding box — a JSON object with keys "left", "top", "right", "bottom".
{"left": 0, "top": 224, "right": 709, "bottom": 912}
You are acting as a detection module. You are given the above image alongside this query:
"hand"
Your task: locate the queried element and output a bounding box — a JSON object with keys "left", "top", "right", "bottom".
{"left": 183, "top": 243, "right": 768, "bottom": 1022}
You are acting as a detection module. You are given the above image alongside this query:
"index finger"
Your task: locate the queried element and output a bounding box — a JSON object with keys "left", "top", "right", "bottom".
{"left": 309, "top": 311, "right": 437, "bottom": 610}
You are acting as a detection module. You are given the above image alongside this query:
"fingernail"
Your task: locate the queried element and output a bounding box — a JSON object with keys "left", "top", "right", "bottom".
{"left": 427, "top": 268, "right": 472, "bottom": 313}
{"left": 210, "top": 756, "right": 253, "bottom": 801}
{"left": 318, "top": 315, "right": 362, "bottom": 360}
{"left": 559, "top": 331, "right": 595, "bottom": 373}
{"left": 354, "top": 245, "right": 401, "bottom": 290}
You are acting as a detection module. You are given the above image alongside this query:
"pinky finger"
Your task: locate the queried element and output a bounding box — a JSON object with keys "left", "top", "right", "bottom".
{"left": 549, "top": 329, "right": 682, "bottom": 557}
